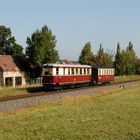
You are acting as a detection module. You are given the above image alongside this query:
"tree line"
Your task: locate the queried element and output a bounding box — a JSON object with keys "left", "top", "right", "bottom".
{"left": 0, "top": 25, "right": 140, "bottom": 79}
{"left": 79, "top": 42, "right": 140, "bottom": 75}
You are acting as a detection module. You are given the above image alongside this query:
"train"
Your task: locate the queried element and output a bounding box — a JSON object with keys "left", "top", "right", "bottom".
{"left": 42, "top": 63, "right": 115, "bottom": 90}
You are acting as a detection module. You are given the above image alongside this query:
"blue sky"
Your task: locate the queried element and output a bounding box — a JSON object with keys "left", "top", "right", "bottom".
{"left": 0, "top": 0, "right": 140, "bottom": 60}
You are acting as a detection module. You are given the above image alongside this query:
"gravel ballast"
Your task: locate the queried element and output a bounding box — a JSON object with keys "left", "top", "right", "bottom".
{"left": 0, "top": 81, "right": 140, "bottom": 113}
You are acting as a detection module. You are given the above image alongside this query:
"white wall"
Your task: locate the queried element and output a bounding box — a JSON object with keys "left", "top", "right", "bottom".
{"left": 3, "top": 71, "right": 26, "bottom": 87}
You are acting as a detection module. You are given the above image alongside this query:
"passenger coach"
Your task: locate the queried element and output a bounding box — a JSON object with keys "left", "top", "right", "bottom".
{"left": 92, "top": 67, "right": 115, "bottom": 84}
{"left": 42, "top": 64, "right": 92, "bottom": 89}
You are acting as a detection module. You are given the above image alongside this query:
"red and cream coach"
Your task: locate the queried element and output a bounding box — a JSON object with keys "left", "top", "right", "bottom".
{"left": 92, "top": 67, "right": 115, "bottom": 84}
{"left": 42, "top": 63, "right": 92, "bottom": 89}
{"left": 42, "top": 63, "right": 115, "bottom": 90}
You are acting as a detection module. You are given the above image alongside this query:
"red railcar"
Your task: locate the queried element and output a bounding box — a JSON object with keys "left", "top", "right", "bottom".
{"left": 42, "top": 64, "right": 92, "bottom": 89}
{"left": 42, "top": 64, "right": 115, "bottom": 89}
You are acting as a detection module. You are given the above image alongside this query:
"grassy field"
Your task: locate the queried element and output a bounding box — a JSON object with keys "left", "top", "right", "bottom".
{"left": 0, "top": 85, "right": 140, "bottom": 139}
{"left": 114, "top": 75, "right": 140, "bottom": 83}
{"left": 0, "top": 86, "right": 43, "bottom": 97}
{"left": 0, "top": 75, "right": 140, "bottom": 97}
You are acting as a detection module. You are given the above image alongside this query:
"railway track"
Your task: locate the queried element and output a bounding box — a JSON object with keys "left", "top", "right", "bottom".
{"left": 0, "top": 79, "right": 140, "bottom": 113}
{"left": 0, "top": 79, "right": 140, "bottom": 102}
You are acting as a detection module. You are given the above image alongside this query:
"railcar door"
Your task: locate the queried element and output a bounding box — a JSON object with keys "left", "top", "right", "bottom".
{"left": 92, "top": 68, "right": 98, "bottom": 84}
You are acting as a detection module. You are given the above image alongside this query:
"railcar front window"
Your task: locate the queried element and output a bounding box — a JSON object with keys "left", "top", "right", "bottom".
{"left": 44, "top": 68, "right": 52, "bottom": 75}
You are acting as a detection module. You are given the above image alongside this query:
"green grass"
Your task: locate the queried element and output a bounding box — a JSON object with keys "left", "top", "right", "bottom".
{"left": 0, "top": 85, "right": 140, "bottom": 140}
{"left": 114, "top": 75, "right": 140, "bottom": 83}
{"left": 0, "top": 87, "right": 27, "bottom": 97}
{"left": 0, "top": 86, "right": 43, "bottom": 97}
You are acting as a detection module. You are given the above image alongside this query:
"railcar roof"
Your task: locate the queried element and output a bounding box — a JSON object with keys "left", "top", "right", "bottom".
{"left": 93, "top": 67, "right": 114, "bottom": 69}
{"left": 43, "top": 63, "right": 91, "bottom": 68}
{"left": 93, "top": 67, "right": 115, "bottom": 70}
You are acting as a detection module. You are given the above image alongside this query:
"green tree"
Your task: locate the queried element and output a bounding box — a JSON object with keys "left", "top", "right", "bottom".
{"left": 26, "top": 25, "right": 59, "bottom": 77}
{"left": 124, "top": 42, "right": 136, "bottom": 75}
{"left": 79, "top": 42, "right": 94, "bottom": 65}
{"left": 114, "top": 43, "right": 122, "bottom": 75}
{"left": 0, "top": 25, "right": 23, "bottom": 56}
{"left": 135, "top": 58, "right": 140, "bottom": 75}
{"left": 96, "top": 44, "right": 113, "bottom": 67}
{"left": 114, "top": 42, "right": 137, "bottom": 75}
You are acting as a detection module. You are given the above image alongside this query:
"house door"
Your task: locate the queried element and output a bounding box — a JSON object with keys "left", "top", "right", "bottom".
{"left": 15, "top": 76, "right": 22, "bottom": 86}
{"left": 5, "top": 77, "right": 13, "bottom": 87}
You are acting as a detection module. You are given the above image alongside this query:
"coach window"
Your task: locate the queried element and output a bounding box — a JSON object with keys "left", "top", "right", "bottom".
{"left": 72, "top": 68, "right": 74, "bottom": 75}
{"left": 111, "top": 69, "right": 112, "bottom": 75}
{"left": 76, "top": 68, "right": 78, "bottom": 75}
{"left": 107, "top": 69, "right": 108, "bottom": 75}
{"left": 63, "top": 68, "right": 65, "bottom": 75}
{"left": 68, "top": 68, "right": 70, "bottom": 75}
{"left": 80, "top": 68, "right": 82, "bottom": 75}
{"left": 110, "top": 69, "right": 111, "bottom": 75}
{"left": 112, "top": 69, "right": 114, "bottom": 75}
{"left": 68, "top": 68, "right": 69, "bottom": 75}
{"left": 84, "top": 68, "right": 86, "bottom": 75}
{"left": 102, "top": 69, "right": 104, "bottom": 75}
{"left": 100, "top": 69, "right": 102, "bottom": 75}
{"left": 110, "top": 69, "right": 112, "bottom": 75}
{"left": 104, "top": 69, "right": 106, "bottom": 75}
{"left": 87, "top": 68, "right": 89, "bottom": 74}
{"left": 101, "top": 69, "right": 103, "bottom": 75}
{"left": 98, "top": 69, "right": 101, "bottom": 75}
{"left": 56, "top": 68, "right": 59, "bottom": 75}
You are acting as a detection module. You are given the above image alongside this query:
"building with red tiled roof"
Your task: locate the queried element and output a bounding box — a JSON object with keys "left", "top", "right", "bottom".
{"left": 0, "top": 55, "right": 26, "bottom": 87}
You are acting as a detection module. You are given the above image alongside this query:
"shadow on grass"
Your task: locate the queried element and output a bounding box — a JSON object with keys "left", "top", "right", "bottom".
{"left": 24, "top": 86, "right": 44, "bottom": 93}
